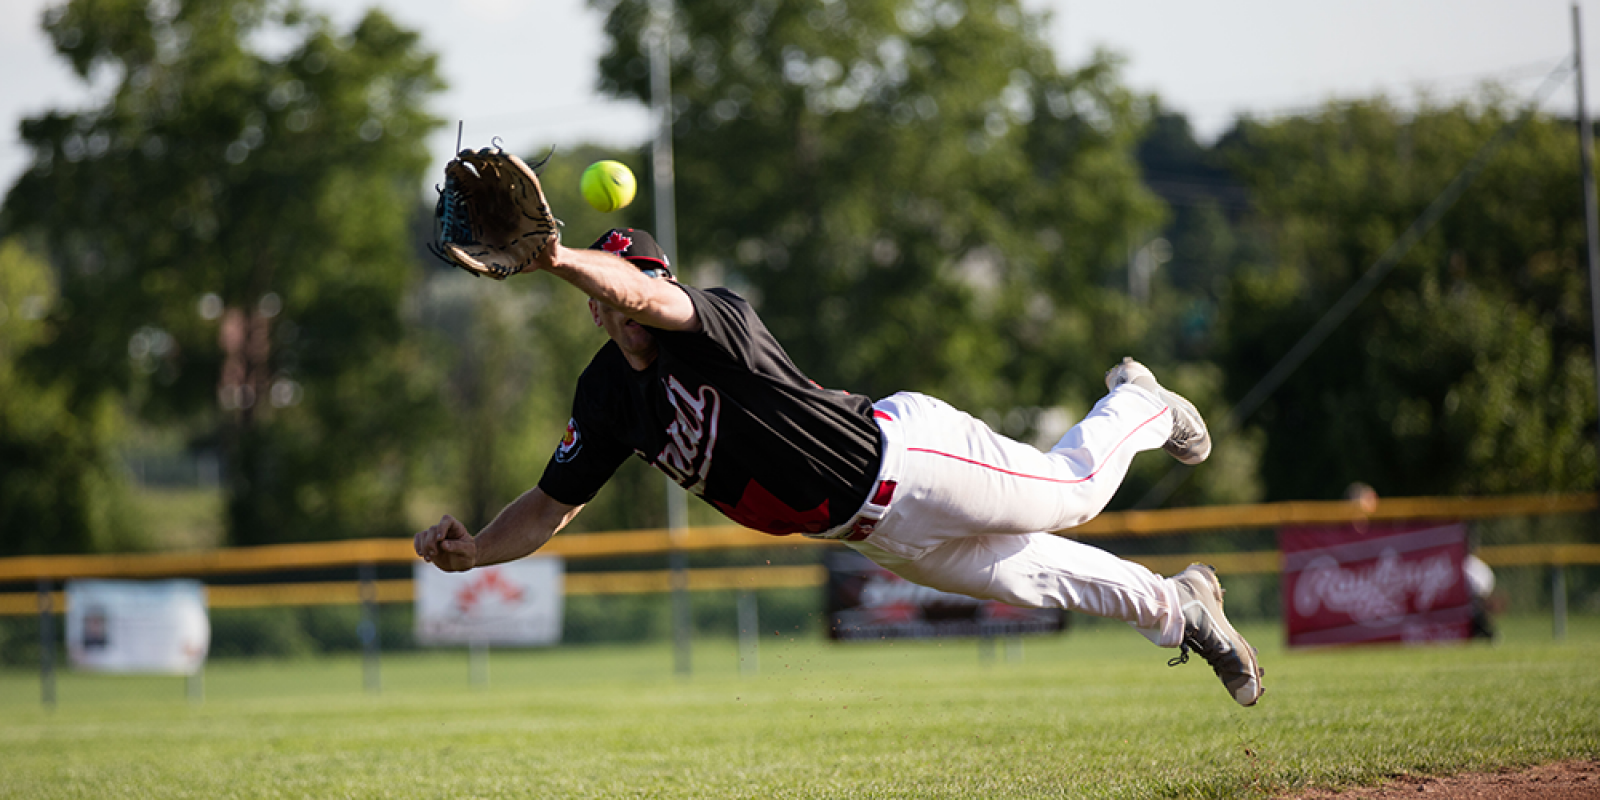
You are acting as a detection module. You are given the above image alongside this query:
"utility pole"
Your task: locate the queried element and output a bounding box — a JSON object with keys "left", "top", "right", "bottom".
{"left": 1571, "top": 1, "right": 1594, "bottom": 642}
{"left": 649, "top": 0, "right": 691, "bottom": 675}
{"left": 650, "top": 0, "right": 679, "bottom": 265}
{"left": 1577, "top": 3, "right": 1600, "bottom": 441}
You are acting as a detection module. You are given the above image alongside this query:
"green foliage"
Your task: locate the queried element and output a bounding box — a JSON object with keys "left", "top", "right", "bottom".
{"left": 205, "top": 604, "right": 414, "bottom": 659}
{"left": 125, "top": 486, "right": 224, "bottom": 551}
{"left": 2, "top": 0, "right": 447, "bottom": 547}
{"left": 562, "top": 587, "right": 822, "bottom": 644}
{"left": 1216, "top": 99, "right": 1598, "bottom": 500}
{"left": 0, "top": 240, "right": 141, "bottom": 555}
{"left": 594, "top": 0, "right": 1165, "bottom": 422}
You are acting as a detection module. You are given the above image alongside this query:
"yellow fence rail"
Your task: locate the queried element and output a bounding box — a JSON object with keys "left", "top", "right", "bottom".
{"left": 4, "top": 542, "right": 1594, "bottom": 617}
{"left": 1, "top": 493, "right": 1595, "bottom": 616}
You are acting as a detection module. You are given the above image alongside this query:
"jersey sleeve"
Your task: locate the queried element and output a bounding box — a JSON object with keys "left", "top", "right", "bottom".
{"left": 536, "top": 391, "right": 635, "bottom": 507}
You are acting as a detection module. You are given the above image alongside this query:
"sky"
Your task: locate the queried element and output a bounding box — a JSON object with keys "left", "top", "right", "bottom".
{"left": 1, "top": 0, "right": 1595, "bottom": 195}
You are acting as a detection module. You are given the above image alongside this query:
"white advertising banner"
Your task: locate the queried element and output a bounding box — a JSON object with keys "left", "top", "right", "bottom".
{"left": 414, "top": 558, "right": 564, "bottom": 646}
{"left": 65, "top": 580, "right": 210, "bottom": 675}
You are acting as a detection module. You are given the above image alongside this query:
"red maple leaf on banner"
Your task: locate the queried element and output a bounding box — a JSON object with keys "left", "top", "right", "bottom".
{"left": 454, "top": 569, "right": 526, "bottom": 615}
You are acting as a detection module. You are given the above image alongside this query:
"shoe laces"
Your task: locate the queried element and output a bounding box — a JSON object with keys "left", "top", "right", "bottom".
{"left": 1168, "top": 611, "right": 1226, "bottom": 668}
{"left": 1167, "top": 631, "right": 1213, "bottom": 668}
{"left": 1166, "top": 396, "right": 1201, "bottom": 440}
{"left": 1167, "top": 641, "right": 1192, "bottom": 668}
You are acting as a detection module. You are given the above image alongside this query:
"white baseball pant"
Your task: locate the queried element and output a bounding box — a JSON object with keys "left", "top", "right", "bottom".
{"left": 814, "top": 388, "right": 1186, "bottom": 648}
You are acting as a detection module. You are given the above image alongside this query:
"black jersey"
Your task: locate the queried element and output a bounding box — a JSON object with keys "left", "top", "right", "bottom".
{"left": 538, "top": 285, "right": 882, "bottom": 535}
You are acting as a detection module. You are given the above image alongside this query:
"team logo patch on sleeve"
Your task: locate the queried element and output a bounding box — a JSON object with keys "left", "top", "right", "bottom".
{"left": 555, "top": 418, "right": 583, "bottom": 463}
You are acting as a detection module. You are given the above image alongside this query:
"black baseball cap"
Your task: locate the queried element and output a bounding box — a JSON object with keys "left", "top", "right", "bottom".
{"left": 589, "top": 228, "right": 672, "bottom": 278}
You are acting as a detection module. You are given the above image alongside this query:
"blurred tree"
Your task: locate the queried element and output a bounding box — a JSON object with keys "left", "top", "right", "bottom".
{"left": 592, "top": 0, "right": 1166, "bottom": 432}
{"left": 1216, "top": 98, "right": 1598, "bottom": 499}
{"left": 0, "top": 239, "right": 141, "bottom": 555}
{"left": 1133, "top": 107, "right": 1254, "bottom": 359}
{"left": 1122, "top": 108, "right": 1268, "bottom": 507}
{"left": 2, "top": 0, "right": 446, "bottom": 546}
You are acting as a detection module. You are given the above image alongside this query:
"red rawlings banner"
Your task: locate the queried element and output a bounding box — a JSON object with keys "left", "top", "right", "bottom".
{"left": 1280, "top": 521, "right": 1472, "bottom": 647}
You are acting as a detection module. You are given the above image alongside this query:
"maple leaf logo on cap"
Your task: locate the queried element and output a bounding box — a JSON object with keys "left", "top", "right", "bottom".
{"left": 601, "top": 231, "right": 633, "bottom": 255}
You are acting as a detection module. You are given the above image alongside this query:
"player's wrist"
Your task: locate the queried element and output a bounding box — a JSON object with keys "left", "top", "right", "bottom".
{"left": 532, "top": 240, "right": 568, "bottom": 274}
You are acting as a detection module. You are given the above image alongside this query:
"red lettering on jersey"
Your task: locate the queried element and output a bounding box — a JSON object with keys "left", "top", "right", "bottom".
{"left": 713, "top": 479, "right": 831, "bottom": 535}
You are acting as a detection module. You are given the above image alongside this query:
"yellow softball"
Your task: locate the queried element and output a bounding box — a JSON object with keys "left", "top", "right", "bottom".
{"left": 580, "top": 160, "right": 637, "bottom": 213}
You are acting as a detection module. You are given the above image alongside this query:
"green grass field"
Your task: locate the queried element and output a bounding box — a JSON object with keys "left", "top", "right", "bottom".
{"left": 2, "top": 616, "right": 1596, "bottom": 799}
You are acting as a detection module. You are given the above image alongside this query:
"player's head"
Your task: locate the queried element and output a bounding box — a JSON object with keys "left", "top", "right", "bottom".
{"left": 585, "top": 228, "right": 671, "bottom": 365}
{"left": 589, "top": 228, "right": 672, "bottom": 279}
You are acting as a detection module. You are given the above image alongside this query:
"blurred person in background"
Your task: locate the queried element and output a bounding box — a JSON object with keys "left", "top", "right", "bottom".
{"left": 1346, "top": 481, "right": 1496, "bottom": 641}
{"left": 1464, "top": 548, "right": 1497, "bottom": 640}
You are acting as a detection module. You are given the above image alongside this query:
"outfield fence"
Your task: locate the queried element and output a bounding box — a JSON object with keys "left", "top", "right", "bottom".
{"left": 2, "top": 492, "right": 1596, "bottom": 610}
{"left": 1, "top": 492, "right": 1597, "bottom": 665}
{"left": 1, "top": 491, "right": 1597, "bottom": 706}
{"left": 0, "top": 489, "right": 1593, "bottom": 704}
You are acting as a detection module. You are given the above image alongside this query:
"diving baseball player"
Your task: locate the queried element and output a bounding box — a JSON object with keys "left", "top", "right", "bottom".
{"left": 416, "top": 213, "right": 1263, "bottom": 706}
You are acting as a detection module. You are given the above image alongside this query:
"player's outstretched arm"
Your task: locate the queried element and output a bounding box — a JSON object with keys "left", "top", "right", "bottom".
{"left": 414, "top": 487, "right": 583, "bottom": 573}
{"left": 541, "top": 242, "right": 698, "bottom": 332}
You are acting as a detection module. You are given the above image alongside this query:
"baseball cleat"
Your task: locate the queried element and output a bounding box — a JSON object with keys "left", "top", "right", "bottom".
{"left": 1167, "top": 564, "right": 1264, "bottom": 707}
{"left": 1104, "top": 357, "right": 1211, "bottom": 465}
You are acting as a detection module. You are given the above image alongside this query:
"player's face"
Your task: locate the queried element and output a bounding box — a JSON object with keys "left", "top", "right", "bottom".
{"left": 590, "top": 298, "right": 659, "bottom": 369}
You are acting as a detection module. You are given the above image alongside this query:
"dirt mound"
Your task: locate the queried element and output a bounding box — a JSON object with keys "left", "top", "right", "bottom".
{"left": 1282, "top": 760, "right": 1600, "bottom": 799}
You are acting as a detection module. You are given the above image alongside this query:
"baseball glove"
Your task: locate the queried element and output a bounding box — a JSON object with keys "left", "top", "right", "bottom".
{"left": 430, "top": 145, "right": 559, "bottom": 279}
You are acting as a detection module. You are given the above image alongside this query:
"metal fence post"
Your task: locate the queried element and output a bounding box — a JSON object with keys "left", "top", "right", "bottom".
{"left": 669, "top": 546, "right": 692, "bottom": 676}
{"left": 1552, "top": 565, "right": 1568, "bottom": 641}
{"left": 187, "top": 669, "right": 204, "bottom": 704}
{"left": 1005, "top": 636, "right": 1025, "bottom": 663}
{"left": 38, "top": 579, "right": 55, "bottom": 709}
{"left": 359, "top": 562, "right": 381, "bottom": 693}
{"left": 978, "top": 636, "right": 995, "bottom": 664}
{"left": 737, "top": 590, "right": 759, "bottom": 675}
{"left": 667, "top": 479, "right": 692, "bottom": 677}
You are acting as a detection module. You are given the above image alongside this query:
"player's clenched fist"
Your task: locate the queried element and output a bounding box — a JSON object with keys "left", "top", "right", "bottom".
{"left": 414, "top": 514, "right": 477, "bottom": 572}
